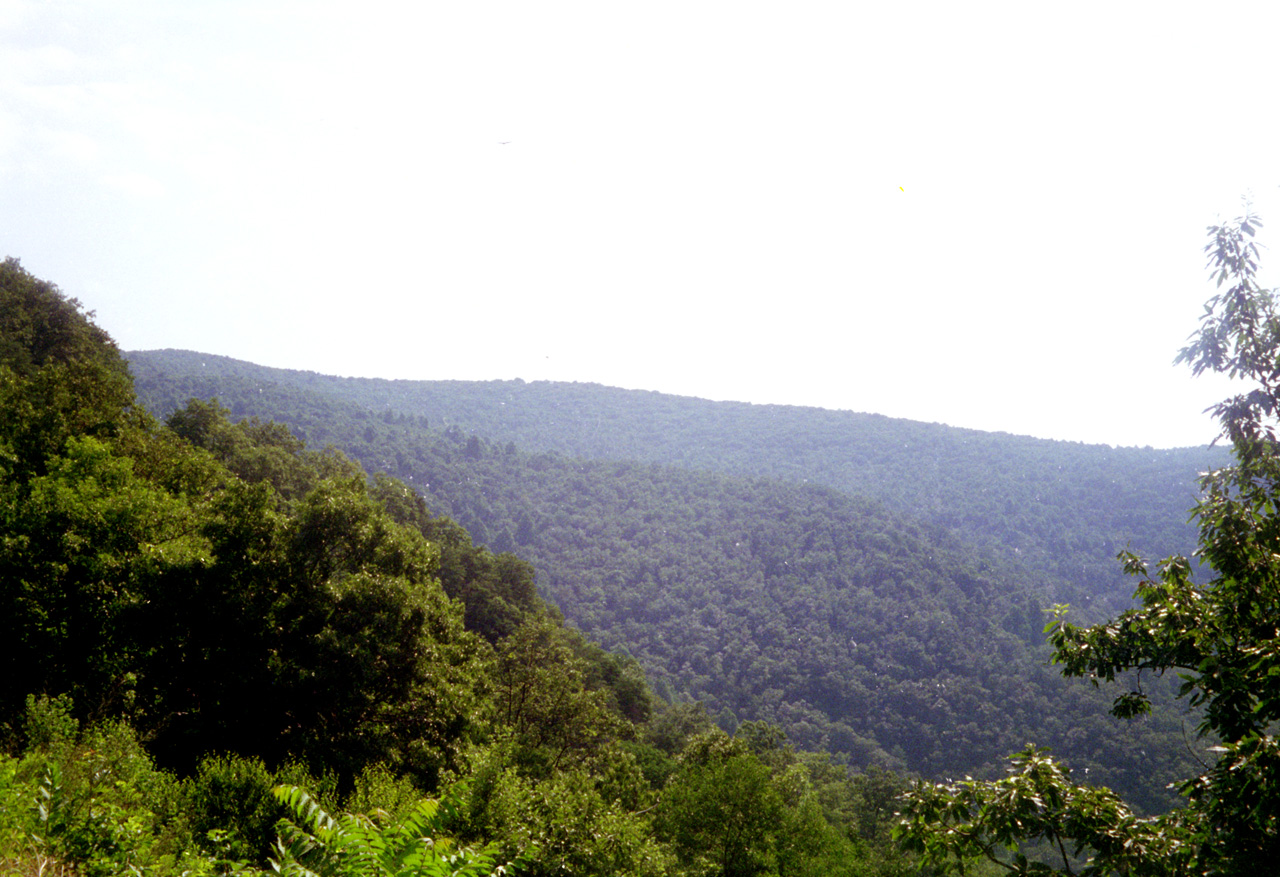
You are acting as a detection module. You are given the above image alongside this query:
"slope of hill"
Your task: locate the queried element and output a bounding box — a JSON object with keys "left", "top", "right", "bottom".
{"left": 128, "top": 350, "right": 1212, "bottom": 812}
{"left": 8, "top": 259, "right": 932, "bottom": 877}
{"left": 129, "top": 349, "right": 1224, "bottom": 618}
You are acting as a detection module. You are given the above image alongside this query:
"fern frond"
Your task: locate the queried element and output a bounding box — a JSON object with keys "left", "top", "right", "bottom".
{"left": 274, "top": 785, "right": 338, "bottom": 837}
{"left": 268, "top": 784, "right": 515, "bottom": 877}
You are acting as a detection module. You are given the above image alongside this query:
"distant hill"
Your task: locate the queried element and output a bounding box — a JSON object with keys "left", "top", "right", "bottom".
{"left": 127, "top": 349, "right": 1221, "bottom": 811}
{"left": 129, "top": 349, "right": 1224, "bottom": 618}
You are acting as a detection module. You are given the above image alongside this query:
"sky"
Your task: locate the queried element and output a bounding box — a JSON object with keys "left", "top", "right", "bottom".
{"left": 3, "top": 1, "right": 1278, "bottom": 448}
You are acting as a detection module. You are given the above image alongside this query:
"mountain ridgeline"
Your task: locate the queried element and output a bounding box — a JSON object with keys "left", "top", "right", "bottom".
{"left": 128, "top": 349, "right": 1223, "bottom": 811}
{"left": 127, "top": 351, "right": 1221, "bottom": 620}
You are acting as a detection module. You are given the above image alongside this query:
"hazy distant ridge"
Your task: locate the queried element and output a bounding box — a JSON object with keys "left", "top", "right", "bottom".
{"left": 128, "top": 348, "right": 1222, "bottom": 616}
{"left": 124, "top": 348, "right": 1232, "bottom": 810}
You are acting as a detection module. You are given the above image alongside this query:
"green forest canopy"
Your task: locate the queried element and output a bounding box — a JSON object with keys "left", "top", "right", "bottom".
{"left": 1, "top": 255, "right": 921, "bottom": 877}
{"left": 126, "top": 351, "right": 1214, "bottom": 813}
{"left": 126, "top": 349, "right": 1224, "bottom": 621}
{"left": 9, "top": 203, "right": 1275, "bottom": 877}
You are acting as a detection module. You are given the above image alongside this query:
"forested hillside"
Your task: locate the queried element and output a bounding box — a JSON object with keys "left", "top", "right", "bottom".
{"left": 128, "top": 350, "right": 1224, "bottom": 620}
{"left": 129, "top": 353, "right": 1211, "bottom": 813}
{"left": 1, "top": 255, "right": 1238, "bottom": 877}
{"left": 4, "top": 257, "right": 924, "bottom": 877}
{"left": 9, "top": 212, "right": 1276, "bottom": 875}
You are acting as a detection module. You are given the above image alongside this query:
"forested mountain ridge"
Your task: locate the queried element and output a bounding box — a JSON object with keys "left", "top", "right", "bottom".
{"left": 5, "top": 217, "right": 1270, "bottom": 875}
{"left": 15, "top": 257, "right": 937, "bottom": 877}
{"left": 128, "top": 349, "right": 1225, "bottom": 620}
{"left": 128, "top": 349, "right": 1212, "bottom": 813}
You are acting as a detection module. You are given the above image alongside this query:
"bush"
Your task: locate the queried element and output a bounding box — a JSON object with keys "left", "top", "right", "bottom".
{"left": 4, "top": 696, "right": 205, "bottom": 877}
{"left": 185, "top": 754, "right": 285, "bottom": 868}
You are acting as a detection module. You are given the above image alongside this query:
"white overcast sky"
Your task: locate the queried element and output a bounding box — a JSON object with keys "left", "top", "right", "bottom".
{"left": 3, "top": 1, "right": 1278, "bottom": 448}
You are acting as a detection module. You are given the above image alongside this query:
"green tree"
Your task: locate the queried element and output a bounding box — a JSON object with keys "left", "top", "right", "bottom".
{"left": 1, "top": 434, "right": 196, "bottom": 724}
{"left": 489, "top": 617, "right": 623, "bottom": 774}
{"left": 168, "top": 398, "right": 315, "bottom": 501}
{"left": 897, "top": 745, "right": 1192, "bottom": 875}
{"left": 655, "top": 731, "right": 784, "bottom": 877}
{"left": 897, "top": 212, "right": 1280, "bottom": 875}
{"left": 471, "top": 762, "right": 668, "bottom": 877}
{"left": 1, "top": 259, "right": 149, "bottom": 736}
{"left": 0, "top": 258, "right": 134, "bottom": 484}
{"left": 0, "top": 278, "right": 486, "bottom": 787}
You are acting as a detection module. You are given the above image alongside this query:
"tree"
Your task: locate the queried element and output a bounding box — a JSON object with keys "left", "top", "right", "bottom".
{"left": 467, "top": 762, "right": 668, "bottom": 877}
{"left": 0, "top": 258, "right": 134, "bottom": 484}
{"left": 656, "top": 732, "right": 783, "bottom": 877}
{"left": 0, "top": 281, "right": 486, "bottom": 784}
{"left": 897, "top": 212, "right": 1280, "bottom": 876}
{"left": 489, "top": 616, "right": 623, "bottom": 774}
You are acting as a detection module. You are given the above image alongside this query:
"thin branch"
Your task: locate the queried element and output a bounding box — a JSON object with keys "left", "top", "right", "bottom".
{"left": 1054, "top": 832, "right": 1076, "bottom": 877}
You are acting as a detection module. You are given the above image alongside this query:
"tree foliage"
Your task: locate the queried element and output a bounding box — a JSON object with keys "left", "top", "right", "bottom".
{"left": 0, "top": 265, "right": 489, "bottom": 785}
{"left": 0, "top": 258, "right": 134, "bottom": 483}
{"left": 127, "top": 347, "right": 1213, "bottom": 809}
{"left": 897, "top": 746, "right": 1192, "bottom": 876}
{"left": 127, "top": 337, "right": 1218, "bottom": 624}
{"left": 656, "top": 732, "right": 785, "bottom": 877}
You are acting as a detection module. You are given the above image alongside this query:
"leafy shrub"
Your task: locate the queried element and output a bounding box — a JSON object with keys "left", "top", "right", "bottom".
{"left": 345, "top": 764, "right": 424, "bottom": 823}
{"left": 4, "top": 696, "right": 206, "bottom": 877}
{"left": 185, "top": 754, "right": 286, "bottom": 868}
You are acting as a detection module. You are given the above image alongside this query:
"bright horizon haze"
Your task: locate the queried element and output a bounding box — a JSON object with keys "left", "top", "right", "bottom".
{"left": 4, "top": 1, "right": 1278, "bottom": 448}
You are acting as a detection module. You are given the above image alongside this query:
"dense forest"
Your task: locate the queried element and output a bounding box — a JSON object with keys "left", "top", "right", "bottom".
{"left": 1, "top": 257, "right": 923, "bottom": 877}
{"left": 127, "top": 351, "right": 1214, "bottom": 812}
{"left": 8, "top": 208, "right": 1276, "bottom": 876}
{"left": 126, "top": 351, "right": 1224, "bottom": 622}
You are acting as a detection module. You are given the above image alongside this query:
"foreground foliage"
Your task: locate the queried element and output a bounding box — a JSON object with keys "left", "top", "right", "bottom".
{"left": 0, "top": 696, "right": 206, "bottom": 877}
{"left": 898, "top": 213, "right": 1280, "bottom": 875}
{"left": 897, "top": 746, "right": 1192, "bottom": 875}
{"left": 270, "top": 785, "right": 512, "bottom": 877}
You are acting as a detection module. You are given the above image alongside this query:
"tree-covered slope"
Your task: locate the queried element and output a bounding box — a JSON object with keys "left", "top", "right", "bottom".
{"left": 127, "top": 350, "right": 1224, "bottom": 620}
{"left": 128, "top": 356, "right": 1207, "bottom": 812}
{"left": 14, "top": 259, "right": 851, "bottom": 877}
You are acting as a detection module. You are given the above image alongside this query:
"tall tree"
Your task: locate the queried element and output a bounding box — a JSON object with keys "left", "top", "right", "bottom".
{"left": 0, "top": 271, "right": 486, "bottom": 785}
{"left": 656, "top": 732, "right": 785, "bottom": 877}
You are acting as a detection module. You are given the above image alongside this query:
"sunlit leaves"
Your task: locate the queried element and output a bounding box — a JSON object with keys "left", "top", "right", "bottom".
{"left": 896, "top": 746, "right": 1193, "bottom": 876}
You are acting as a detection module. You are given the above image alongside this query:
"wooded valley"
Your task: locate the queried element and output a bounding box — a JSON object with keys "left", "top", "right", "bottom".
{"left": 6, "top": 212, "right": 1280, "bottom": 877}
{"left": 126, "top": 350, "right": 1219, "bottom": 812}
